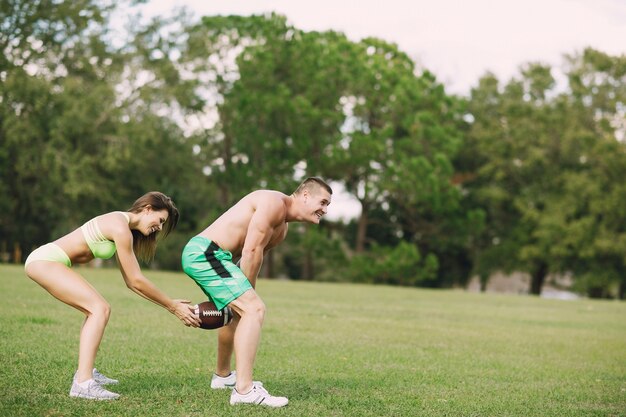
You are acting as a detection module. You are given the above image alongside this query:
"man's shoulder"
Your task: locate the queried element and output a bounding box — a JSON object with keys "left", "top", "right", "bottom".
{"left": 249, "top": 189, "right": 288, "bottom": 203}
{"left": 248, "top": 190, "right": 288, "bottom": 221}
{"left": 250, "top": 189, "right": 287, "bottom": 197}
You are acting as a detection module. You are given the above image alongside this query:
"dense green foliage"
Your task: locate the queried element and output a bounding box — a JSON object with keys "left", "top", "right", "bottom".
{"left": 1, "top": 265, "right": 625, "bottom": 416}
{"left": 458, "top": 52, "right": 626, "bottom": 298}
{"left": 2, "top": 2, "right": 625, "bottom": 298}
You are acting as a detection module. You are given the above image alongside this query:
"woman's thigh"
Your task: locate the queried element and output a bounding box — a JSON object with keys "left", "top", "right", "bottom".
{"left": 26, "top": 261, "right": 107, "bottom": 315}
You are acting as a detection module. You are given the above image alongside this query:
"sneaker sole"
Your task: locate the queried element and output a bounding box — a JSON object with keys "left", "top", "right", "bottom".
{"left": 70, "top": 393, "right": 119, "bottom": 400}
{"left": 211, "top": 383, "right": 236, "bottom": 389}
{"left": 230, "top": 400, "right": 288, "bottom": 407}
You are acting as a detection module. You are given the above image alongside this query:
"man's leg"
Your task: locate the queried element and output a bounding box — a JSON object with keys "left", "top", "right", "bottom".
{"left": 215, "top": 264, "right": 257, "bottom": 378}
{"left": 227, "top": 289, "right": 265, "bottom": 394}
{"left": 215, "top": 264, "right": 259, "bottom": 377}
{"left": 215, "top": 319, "right": 237, "bottom": 376}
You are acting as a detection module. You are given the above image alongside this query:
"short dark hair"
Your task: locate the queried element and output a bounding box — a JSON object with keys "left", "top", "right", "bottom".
{"left": 293, "top": 177, "right": 333, "bottom": 196}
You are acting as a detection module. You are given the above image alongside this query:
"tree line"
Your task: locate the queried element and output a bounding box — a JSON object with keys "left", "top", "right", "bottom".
{"left": 2, "top": 1, "right": 625, "bottom": 299}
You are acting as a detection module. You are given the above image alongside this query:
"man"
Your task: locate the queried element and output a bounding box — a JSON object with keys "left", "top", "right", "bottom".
{"left": 182, "top": 177, "right": 332, "bottom": 407}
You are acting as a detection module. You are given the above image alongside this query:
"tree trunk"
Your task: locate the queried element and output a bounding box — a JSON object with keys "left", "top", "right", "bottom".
{"left": 13, "top": 242, "right": 22, "bottom": 264}
{"left": 355, "top": 201, "right": 368, "bottom": 253}
{"left": 529, "top": 262, "right": 548, "bottom": 295}
{"left": 301, "top": 250, "right": 314, "bottom": 280}
{"left": 219, "top": 185, "right": 229, "bottom": 207}
{"left": 262, "top": 251, "right": 274, "bottom": 278}
{"left": 220, "top": 130, "right": 233, "bottom": 206}
{"left": 479, "top": 273, "right": 488, "bottom": 292}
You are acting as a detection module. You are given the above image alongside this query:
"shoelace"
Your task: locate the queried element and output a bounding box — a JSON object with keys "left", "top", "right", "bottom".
{"left": 89, "top": 381, "right": 114, "bottom": 396}
{"left": 252, "top": 383, "right": 269, "bottom": 395}
{"left": 93, "top": 370, "right": 109, "bottom": 380}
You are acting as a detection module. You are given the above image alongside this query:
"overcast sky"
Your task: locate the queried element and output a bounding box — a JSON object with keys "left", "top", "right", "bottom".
{"left": 133, "top": 0, "right": 626, "bottom": 221}
{"left": 139, "top": 0, "right": 626, "bottom": 95}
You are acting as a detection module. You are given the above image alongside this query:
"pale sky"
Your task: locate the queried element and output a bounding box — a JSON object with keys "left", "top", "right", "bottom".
{"left": 130, "top": 0, "right": 626, "bottom": 221}
{"left": 137, "top": 0, "right": 626, "bottom": 95}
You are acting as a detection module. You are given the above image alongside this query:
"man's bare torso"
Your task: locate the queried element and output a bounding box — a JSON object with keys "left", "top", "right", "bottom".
{"left": 198, "top": 190, "right": 289, "bottom": 258}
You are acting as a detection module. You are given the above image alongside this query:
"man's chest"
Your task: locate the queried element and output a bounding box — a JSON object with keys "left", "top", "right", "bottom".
{"left": 266, "top": 223, "right": 289, "bottom": 250}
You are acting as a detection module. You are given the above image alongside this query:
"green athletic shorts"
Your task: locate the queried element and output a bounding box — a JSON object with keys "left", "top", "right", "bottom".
{"left": 25, "top": 243, "right": 72, "bottom": 267}
{"left": 181, "top": 236, "right": 252, "bottom": 311}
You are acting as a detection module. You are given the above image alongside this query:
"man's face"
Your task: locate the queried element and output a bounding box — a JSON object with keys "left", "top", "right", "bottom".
{"left": 303, "top": 188, "right": 332, "bottom": 224}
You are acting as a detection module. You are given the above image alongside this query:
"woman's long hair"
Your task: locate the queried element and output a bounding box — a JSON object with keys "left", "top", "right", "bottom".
{"left": 127, "top": 191, "right": 179, "bottom": 262}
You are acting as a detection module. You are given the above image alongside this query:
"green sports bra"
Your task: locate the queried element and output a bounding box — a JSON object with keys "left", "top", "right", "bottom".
{"left": 80, "top": 212, "right": 130, "bottom": 259}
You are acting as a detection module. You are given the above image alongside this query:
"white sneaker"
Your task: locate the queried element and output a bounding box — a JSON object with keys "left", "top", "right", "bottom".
{"left": 230, "top": 381, "right": 288, "bottom": 407}
{"left": 73, "top": 368, "right": 119, "bottom": 385}
{"left": 93, "top": 368, "right": 119, "bottom": 385}
{"left": 211, "top": 371, "right": 236, "bottom": 389}
{"left": 69, "top": 378, "right": 120, "bottom": 400}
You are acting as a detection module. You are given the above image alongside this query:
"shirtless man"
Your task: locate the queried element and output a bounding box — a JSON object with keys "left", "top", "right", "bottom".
{"left": 181, "top": 177, "right": 332, "bottom": 407}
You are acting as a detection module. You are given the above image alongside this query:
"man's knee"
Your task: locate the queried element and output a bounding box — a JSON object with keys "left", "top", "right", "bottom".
{"left": 244, "top": 298, "right": 265, "bottom": 324}
{"left": 235, "top": 292, "right": 265, "bottom": 323}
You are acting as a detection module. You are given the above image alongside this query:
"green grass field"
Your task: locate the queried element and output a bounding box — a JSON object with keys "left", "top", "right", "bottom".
{"left": 1, "top": 264, "right": 625, "bottom": 417}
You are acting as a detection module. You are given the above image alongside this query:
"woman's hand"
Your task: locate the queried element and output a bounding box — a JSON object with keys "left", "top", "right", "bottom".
{"left": 171, "top": 299, "right": 201, "bottom": 327}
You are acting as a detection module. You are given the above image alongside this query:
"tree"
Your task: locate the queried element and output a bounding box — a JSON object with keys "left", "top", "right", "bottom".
{"left": 178, "top": 14, "right": 356, "bottom": 278}
{"left": 557, "top": 49, "right": 626, "bottom": 298}
{"left": 0, "top": 1, "right": 210, "bottom": 264}
{"left": 322, "top": 38, "right": 473, "bottom": 287}
{"left": 177, "top": 14, "right": 470, "bottom": 284}
{"left": 460, "top": 49, "right": 626, "bottom": 298}
{"left": 1, "top": 0, "right": 119, "bottom": 258}
{"left": 461, "top": 64, "right": 576, "bottom": 295}
{"left": 176, "top": 14, "right": 299, "bottom": 207}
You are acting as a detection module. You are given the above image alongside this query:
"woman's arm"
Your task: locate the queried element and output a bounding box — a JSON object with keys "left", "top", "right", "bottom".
{"left": 109, "top": 214, "right": 200, "bottom": 327}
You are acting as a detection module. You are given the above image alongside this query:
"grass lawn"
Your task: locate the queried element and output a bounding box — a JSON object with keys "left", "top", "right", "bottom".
{"left": 1, "top": 263, "right": 625, "bottom": 416}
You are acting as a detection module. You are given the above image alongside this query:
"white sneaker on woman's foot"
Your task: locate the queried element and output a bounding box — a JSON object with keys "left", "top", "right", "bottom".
{"left": 69, "top": 379, "right": 120, "bottom": 400}
{"left": 73, "top": 368, "right": 119, "bottom": 385}
{"left": 230, "top": 381, "right": 288, "bottom": 407}
{"left": 211, "top": 371, "right": 236, "bottom": 389}
{"left": 93, "top": 368, "right": 119, "bottom": 385}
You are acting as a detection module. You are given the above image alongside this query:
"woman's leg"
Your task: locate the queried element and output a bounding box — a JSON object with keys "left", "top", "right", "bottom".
{"left": 26, "top": 261, "right": 111, "bottom": 383}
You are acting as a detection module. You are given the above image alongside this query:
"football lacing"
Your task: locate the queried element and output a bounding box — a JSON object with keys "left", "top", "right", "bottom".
{"left": 202, "top": 310, "right": 222, "bottom": 317}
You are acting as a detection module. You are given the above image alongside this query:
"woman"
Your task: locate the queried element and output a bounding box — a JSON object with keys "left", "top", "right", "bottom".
{"left": 24, "top": 191, "right": 200, "bottom": 400}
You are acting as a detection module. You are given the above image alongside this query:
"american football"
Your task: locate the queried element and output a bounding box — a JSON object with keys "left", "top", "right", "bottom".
{"left": 194, "top": 301, "right": 234, "bottom": 330}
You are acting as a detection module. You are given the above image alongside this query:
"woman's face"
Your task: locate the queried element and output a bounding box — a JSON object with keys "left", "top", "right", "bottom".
{"left": 139, "top": 207, "right": 169, "bottom": 236}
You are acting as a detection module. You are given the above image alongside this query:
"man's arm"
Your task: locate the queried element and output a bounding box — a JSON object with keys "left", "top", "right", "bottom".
{"left": 239, "top": 197, "right": 285, "bottom": 288}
